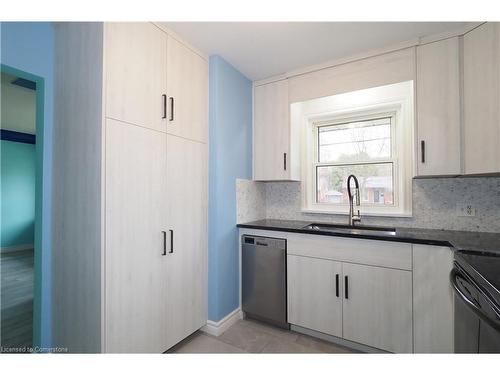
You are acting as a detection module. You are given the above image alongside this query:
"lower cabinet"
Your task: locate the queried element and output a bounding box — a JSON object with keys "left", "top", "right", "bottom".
{"left": 287, "top": 255, "right": 342, "bottom": 337}
{"left": 412, "top": 245, "right": 454, "bottom": 353}
{"left": 342, "top": 263, "right": 413, "bottom": 353}
{"left": 247, "top": 230, "right": 454, "bottom": 354}
{"left": 105, "top": 120, "right": 207, "bottom": 353}
{"left": 105, "top": 119, "right": 168, "bottom": 353}
{"left": 165, "top": 135, "right": 208, "bottom": 348}
{"left": 287, "top": 254, "right": 412, "bottom": 353}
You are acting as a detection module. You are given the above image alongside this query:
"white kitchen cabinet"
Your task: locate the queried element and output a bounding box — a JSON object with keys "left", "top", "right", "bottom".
{"left": 463, "top": 22, "right": 500, "bottom": 174}
{"left": 105, "top": 22, "right": 168, "bottom": 132}
{"left": 342, "top": 263, "right": 413, "bottom": 353}
{"left": 166, "top": 35, "right": 208, "bottom": 143}
{"left": 416, "top": 37, "right": 461, "bottom": 176}
{"left": 104, "top": 119, "right": 168, "bottom": 353}
{"left": 165, "top": 135, "right": 208, "bottom": 348}
{"left": 287, "top": 233, "right": 413, "bottom": 353}
{"left": 253, "top": 79, "right": 299, "bottom": 181}
{"left": 287, "top": 255, "right": 343, "bottom": 337}
{"left": 53, "top": 22, "right": 208, "bottom": 353}
{"left": 412, "top": 245, "right": 454, "bottom": 353}
{"left": 287, "top": 48, "right": 416, "bottom": 103}
{"left": 242, "top": 228, "right": 459, "bottom": 354}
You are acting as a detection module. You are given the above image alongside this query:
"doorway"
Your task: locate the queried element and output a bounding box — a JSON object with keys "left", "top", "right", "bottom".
{"left": 0, "top": 65, "right": 44, "bottom": 352}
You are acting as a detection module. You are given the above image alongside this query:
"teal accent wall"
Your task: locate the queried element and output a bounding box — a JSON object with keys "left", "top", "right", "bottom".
{"left": 208, "top": 55, "right": 253, "bottom": 321}
{"left": 1, "top": 22, "right": 53, "bottom": 348}
{"left": 1, "top": 140, "right": 36, "bottom": 247}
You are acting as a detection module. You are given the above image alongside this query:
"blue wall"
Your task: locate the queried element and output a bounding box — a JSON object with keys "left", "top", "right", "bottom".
{"left": 208, "top": 56, "right": 253, "bottom": 321}
{"left": 1, "top": 140, "right": 36, "bottom": 248}
{"left": 1, "top": 22, "right": 54, "bottom": 348}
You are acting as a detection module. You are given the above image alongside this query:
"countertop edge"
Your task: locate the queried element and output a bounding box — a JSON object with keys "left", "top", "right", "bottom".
{"left": 236, "top": 223, "right": 453, "bottom": 248}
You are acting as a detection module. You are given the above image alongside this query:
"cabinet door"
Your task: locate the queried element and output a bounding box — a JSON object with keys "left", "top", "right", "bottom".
{"left": 416, "top": 37, "right": 461, "bottom": 176}
{"left": 105, "top": 119, "right": 168, "bottom": 353}
{"left": 342, "top": 263, "right": 413, "bottom": 353}
{"left": 166, "top": 36, "right": 208, "bottom": 143}
{"left": 253, "top": 80, "right": 291, "bottom": 181}
{"left": 413, "top": 245, "right": 454, "bottom": 353}
{"left": 105, "top": 22, "right": 168, "bottom": 132}
{"left": 464, "top": 23, "right": 500, "bottom": 174}
{"left": 287, "top": 255, "right": 343, "bottom": 337}
{"left": 165, "top": 135, "right": 208, "bottom": 349}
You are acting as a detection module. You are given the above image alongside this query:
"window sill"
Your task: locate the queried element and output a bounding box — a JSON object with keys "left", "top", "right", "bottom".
{"left": 300, "top": 208, "right": 413, "bottom": 218}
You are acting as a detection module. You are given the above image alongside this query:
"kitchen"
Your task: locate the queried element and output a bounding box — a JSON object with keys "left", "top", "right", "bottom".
{"left": 233, "top": 21, "right": 500, "bottom": 354}
{"left": 0, "top": 2, "right": 499, "bottom": 373}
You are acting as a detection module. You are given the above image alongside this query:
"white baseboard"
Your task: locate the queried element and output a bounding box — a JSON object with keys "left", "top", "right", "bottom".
{"left": 200, "top": 308, "right": 243, "bottom": 337}
{"left": 0, "top": 244, "right": 34, "bottom": 253}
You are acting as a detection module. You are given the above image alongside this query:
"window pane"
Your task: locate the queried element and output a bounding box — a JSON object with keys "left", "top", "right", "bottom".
{"left": 318, "top": 117, "right": 391, "bottom": 163}
{"left": 316, "top": 163, "right": 394, "bottom": 205}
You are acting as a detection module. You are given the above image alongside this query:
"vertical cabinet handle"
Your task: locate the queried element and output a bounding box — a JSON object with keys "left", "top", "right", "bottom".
{"left": 421, "top": 140, "right": 425, "bottom": 163}
{"left": 169, "top": 229, "right": 174, "bottom": 253}
{"left": 162, "top": 231, "right": 167, "bottom": 256}
{"left": 169, "top": 97, "right": 174, "bottom": 121}
{"left": 344, "top": 275, "right": 349, "bottom": 299}
{"left": 335, "top": 274, "right": 339, "bottom": 297}
{"left": 283, "top": 153, "right": 287, "bottom": 171}
{"left": 162, "top": 94, "right": 167, "bottom": 119}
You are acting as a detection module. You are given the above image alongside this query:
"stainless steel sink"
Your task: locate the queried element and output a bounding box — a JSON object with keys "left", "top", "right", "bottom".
{"left": 302, "top": 223, "right": 397, "bottom": 236}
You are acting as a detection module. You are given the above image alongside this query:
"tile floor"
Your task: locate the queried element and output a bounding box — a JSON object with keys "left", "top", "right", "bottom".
{"left": 168, "top": 318, "right": 356, "bottom": 354}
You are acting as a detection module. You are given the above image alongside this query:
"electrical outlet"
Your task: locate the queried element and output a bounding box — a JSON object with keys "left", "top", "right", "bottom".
{"left": 457, "top": 203, "right": 476, "bottom": 217}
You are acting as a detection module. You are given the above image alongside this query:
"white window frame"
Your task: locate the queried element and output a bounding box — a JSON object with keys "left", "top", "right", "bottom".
{"left": 294, "top": 81, "right": 415, "bottom": 217}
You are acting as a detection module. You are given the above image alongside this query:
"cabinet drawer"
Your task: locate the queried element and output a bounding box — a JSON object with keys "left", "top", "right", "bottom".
{"left": 287, "top": 233, "right": 412, "bottom": 270}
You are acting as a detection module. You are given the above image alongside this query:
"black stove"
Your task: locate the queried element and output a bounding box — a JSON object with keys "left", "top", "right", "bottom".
{"left": 452, "top": 250, "right": 500, "bottom": 353}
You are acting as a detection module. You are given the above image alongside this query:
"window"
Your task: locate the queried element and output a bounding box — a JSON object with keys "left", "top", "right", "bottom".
{"left": 293, "top": 81, "right": 414, "bottom": 216}
{"left": 315, "top": 116, "right": 395, "bottom": 206}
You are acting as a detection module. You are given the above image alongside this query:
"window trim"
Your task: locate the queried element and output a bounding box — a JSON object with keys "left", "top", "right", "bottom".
{"left": 297, "top": 81, "right": 415, "bottom": 217}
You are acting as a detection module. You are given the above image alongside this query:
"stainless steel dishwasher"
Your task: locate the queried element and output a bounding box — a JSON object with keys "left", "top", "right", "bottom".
{"left": 242, "top": 235, "right": 289, "bottom": 329}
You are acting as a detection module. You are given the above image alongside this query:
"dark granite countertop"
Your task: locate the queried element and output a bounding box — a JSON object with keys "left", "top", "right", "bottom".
{"left": 237, "top": 219, "right": 500, "bottom": 254}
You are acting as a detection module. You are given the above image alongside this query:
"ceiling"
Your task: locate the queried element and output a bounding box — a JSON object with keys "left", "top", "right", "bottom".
{"left": 163, "top": 22, "right": 469, "bottom": 81}
{"left": 1, "top": 72, "right": 36, "bottom": 135}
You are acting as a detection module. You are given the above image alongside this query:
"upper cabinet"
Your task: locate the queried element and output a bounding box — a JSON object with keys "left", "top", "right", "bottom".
{"left": 105, "top": 24, "right": 208, "bottom": 143}
{"left": 416, "top": 37, "right": 461, "bottom": 176}
{"left": 253, "top": 79, "right": 299, "bottom": 181}
{"left": 105, "top": 23, "right": 168, "bottom": 132}
{"left": 463, "top": 23, "right": 500, "bottom": 174}
{"left": 166, "top": 35, "right": 209, "bottom": 143}
{"left": 253, "top": 23, "right": 500, "bottom": 180}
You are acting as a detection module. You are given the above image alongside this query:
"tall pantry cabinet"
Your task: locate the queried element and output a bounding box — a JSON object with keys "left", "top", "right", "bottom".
{"left": 52, "top": 22, "right": 208, "bottom": 353}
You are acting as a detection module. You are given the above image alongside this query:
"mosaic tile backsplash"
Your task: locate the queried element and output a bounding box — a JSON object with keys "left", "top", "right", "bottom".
{"left": 236, "top": 179, "right": 266, "bottom": 224}
{"left": 237, "top": 178, "right": 500, "bottom": 233}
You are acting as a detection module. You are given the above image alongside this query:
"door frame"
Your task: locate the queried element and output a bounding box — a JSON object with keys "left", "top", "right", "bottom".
{"left": 1, "top": 63, "right": 45, "bottom": 347}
